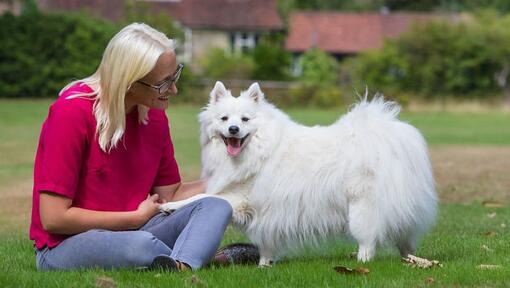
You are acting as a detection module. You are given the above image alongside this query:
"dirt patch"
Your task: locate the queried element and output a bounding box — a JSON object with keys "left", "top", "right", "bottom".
{"left": 431, "top": 146, "right": 510, "bottom": 203}
{"left": 1, "top": 146, "right": 508, "bottom": 233}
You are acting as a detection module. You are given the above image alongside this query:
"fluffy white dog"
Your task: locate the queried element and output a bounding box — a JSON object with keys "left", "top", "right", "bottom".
{"left": 162, "top": 81, "right": 437, "bottom": 267}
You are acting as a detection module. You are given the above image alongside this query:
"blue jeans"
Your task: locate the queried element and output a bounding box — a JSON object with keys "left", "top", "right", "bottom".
{"left": 35, "top": 197, "right": 232, "bottom": 271}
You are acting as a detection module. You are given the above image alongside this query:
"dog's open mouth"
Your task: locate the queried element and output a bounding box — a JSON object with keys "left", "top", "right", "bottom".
{"left": 221, "top": 134, "right": 250, "bottom": 157}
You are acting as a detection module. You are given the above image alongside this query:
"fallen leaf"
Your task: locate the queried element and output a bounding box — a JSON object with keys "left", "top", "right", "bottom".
{"left": 96, "top": 277, "right": 117, "bottom": 288}
{"left": 481, "top": 244, "right": 493, "bottom": 252}
{"left": 333, "top": 266, "right": 370, "bottom": 275}
{"left": 402, "top": 255, "right": 442, "bottom": 269}
{"left": 334, "top": 266, "right": 354, "bottom": 274}
{"left": 348, "top": 252, "right": 358, "bottom": 259}
{"left": 425, "top": 277, "right": 435, "bottom": 285}
{"left": 482, "top": 200, "right": 505, "bottom": 208}
{"left": 487, "top": 212, "right": 497, "bottom": 218}
{"left": 187, "top": 274, "right": 206, "bottom": 287}
{"left": 477, "top": 264, "right": 502, "bottom": 270}
{"left": 355, "top": 267, "right": 370, "bottom": 274}
{"left": 484, "top": 231, "right": 497, "bottom": 237}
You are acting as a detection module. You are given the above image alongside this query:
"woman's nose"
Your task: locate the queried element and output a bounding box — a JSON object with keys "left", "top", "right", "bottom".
{"left": 169, "top": 82, "right": 178, "bottom": 95}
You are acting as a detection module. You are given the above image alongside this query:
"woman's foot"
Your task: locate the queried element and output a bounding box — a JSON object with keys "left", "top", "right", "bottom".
{"left": 211, "top": 243, "right": 259, "bottom": 266}
{"left": 149, "top": 255, "right": 190, "bottom": 271}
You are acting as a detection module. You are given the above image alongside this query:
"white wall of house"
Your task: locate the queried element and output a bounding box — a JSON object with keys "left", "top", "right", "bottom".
{"left": 188, "top": 29, "right": 229, "bottom": 71}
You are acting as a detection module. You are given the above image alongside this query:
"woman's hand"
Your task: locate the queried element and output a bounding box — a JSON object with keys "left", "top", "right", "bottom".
{"left": 135, "top": 194, "right": 161, "bottom": 225}
{"left": 40, "top": 191, "right": 158, "bottom": 234}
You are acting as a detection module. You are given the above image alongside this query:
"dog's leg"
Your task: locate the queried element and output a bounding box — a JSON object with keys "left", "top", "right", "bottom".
{"left": 348, "top": 199, "right": 378, "bottom": 262}
{"left": 397, "top": 232, "right": 418, "bottom": 258}
{"left": 258, "top": 247, "right": 276, "bottom": 267}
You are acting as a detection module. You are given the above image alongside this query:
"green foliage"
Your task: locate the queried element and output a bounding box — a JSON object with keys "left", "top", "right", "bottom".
{"left": 346, "top": 13, "right": 510, "bottom": 99}
{"left": 277, "top": 0, "right": 510, "bottom": 13}
{"left": 299, "top": 48, "right": 338, "bottom": 86}
{"left": 0, "top": 10, "right": 117, "bottom": 98}
{"left": 290, "top": 48, "right": 342, "bottom": 107}
{"left": 200, "top": 48, "right": 255, "bottom": 80}
{"left": 250, "top": 34, "right": 291, "bottom": 81}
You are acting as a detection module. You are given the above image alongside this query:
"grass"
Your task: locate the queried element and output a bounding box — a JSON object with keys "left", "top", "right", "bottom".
{"left": 0, "top": 99, "right": 509, "bottom": 287}
{"left": 1, "top": 204, "right": 508, "bottom": 287}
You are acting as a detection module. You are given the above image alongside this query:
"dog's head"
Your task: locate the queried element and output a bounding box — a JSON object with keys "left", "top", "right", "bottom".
{"left": 199, "top": 81, "right": 266, "bottom": 157}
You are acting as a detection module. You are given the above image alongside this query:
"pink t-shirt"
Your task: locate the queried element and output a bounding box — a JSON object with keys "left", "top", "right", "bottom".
{"left": 29, "top": 83, "right": 181, "bottom": 249}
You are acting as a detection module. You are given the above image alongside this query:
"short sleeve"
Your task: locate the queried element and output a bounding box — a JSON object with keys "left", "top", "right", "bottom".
{"left": 36, "top": 100, "right": 89, "bottom": 199}
{"left": 153, "top": 120, "right": 181, "bottom": 187}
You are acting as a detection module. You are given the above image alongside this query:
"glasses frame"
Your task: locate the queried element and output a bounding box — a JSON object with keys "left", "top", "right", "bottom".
{"left": 137, "top": 63, "right": 184, "bottom": 95}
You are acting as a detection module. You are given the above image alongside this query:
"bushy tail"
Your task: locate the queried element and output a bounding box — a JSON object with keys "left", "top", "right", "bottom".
{"left": 352, "top": 94, "right": 400, "bottom": 119}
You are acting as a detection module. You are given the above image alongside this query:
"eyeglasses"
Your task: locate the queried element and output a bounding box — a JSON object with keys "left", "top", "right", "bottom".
{"left": 137, "top": 63, "right": 184, "bottom": 95}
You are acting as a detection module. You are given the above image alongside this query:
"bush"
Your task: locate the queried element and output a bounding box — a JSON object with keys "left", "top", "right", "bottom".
{"left": 346, "top": 12, "right": 510, "bottom": 100}
{"left": 199, "top": 48, "right": 255, "bottom": 80}
{"left": 0, "top": 9, "right": 117, "bottom": 98}
{"left": 290, "top": 48, "right": 342, "bottom": 107}
{"left": 250, "top": 34, "right": 291, "bottom": 81}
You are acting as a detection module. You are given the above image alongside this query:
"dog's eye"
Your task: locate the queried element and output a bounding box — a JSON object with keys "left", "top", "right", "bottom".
{"left": 221, "top": 116, "right": 228, "bottom": 121}
{"left": 241, "top": 117, "right": 250, "bottom": 122}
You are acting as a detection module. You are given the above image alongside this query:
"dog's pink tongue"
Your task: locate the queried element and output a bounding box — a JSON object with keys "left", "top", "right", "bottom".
{"left": 227, "top": 138, "right": 241, "bottom": 157}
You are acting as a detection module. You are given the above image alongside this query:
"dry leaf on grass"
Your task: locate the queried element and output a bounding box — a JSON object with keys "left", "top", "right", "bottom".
{"left": 484, "top": 231, "right": 497, "bottom": 237}
{"left": 477, "top": 264, "right": 502, "bottom": 270}
{"left": 482, "top": 200, "right": 505, "bottom": 208}
{"left": 333, "top": 266, "right": 370, "bottom": 275}
{"left": 95, "top": 277, "right": 117, "bottom": 288}
{"left": 186, "top": 274, "right": 206, "bottom": 287}
{"left": 402, "top": 255, "right": 442, "bottom": 269}
{"left": 425, "top": 277, "right": 435, "bottom": 285}
{"left": 487, "top": 212, "right": 497, "bottom": 218}
{"left": 481, "top": 244, "right": 493, "bottom": 252}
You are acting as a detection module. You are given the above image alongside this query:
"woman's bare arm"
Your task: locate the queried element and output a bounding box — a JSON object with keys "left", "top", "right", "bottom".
{"left": 39, "top": 191, "right": 160, "bottom": 235}
{"left": 151, "top": 180, "right": 206, "bottom": 203}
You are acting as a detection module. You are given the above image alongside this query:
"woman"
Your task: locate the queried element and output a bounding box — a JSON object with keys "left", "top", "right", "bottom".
{"left": 29, "top": 23, "right": 233, "bottom": 271}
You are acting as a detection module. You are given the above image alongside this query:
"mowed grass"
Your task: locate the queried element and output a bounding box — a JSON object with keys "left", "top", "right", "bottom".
{"left": 0, "top": 99, "right": 509, "bottom": 287}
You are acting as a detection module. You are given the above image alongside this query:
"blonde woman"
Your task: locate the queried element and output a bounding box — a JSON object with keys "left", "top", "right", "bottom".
{"left": 29, "top": 23, "right": 233, "bottom": 271}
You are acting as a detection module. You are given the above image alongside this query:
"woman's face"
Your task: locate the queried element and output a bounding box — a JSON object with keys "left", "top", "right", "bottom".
{"left": 126, "top": 50, "right": 178, "bottom": 112}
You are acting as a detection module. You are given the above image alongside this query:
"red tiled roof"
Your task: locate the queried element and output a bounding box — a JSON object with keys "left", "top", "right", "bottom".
{"left": 285, "top": 12, "right": 440, "bottom": 54}
{"left": 38, "top": 0, "right": 284, "bottom": 31}
{"left": 153, "top": 0, "right": 283, "bottom": 31}
{"left": 38, "top": 0, "right": 126, "bottom": 20}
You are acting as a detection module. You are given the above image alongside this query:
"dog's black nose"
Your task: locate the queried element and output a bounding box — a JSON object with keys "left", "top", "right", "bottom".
{"left": 229, "top": 126, "right": 239, "bottom": 135}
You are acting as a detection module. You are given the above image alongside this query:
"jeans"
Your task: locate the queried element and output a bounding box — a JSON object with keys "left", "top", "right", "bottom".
{"left": 35, "top": 197, "right": 232, "bottom": 271}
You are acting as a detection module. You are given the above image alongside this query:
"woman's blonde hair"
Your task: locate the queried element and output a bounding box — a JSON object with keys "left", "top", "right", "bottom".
{"left": 62, "top": 23, "right": 175, "bottom": 153}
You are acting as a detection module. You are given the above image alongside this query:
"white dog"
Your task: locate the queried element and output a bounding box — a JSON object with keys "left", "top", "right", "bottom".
{"left": 162, "top": 81, "right": 437, "bottom": 267}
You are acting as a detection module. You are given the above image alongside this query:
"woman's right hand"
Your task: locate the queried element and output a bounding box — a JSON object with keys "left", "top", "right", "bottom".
{"left": 136, "top": 194, "right": 161, "bottom": 225}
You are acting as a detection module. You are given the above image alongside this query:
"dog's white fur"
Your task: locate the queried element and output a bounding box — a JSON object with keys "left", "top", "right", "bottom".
{"left": 161, "top": 81, "right": 437, "bottom": 266}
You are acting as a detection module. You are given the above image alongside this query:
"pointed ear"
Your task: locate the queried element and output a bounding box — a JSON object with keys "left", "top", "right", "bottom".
{"left": 246, "top": 82, "right": 265, "bottom": 103}
{"left": 210, "top": 81, "right": 228, "bottom": 103}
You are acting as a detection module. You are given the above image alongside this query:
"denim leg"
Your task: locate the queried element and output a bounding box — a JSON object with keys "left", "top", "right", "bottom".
{"left": 35, "top": 229, "right": 172, "bottom": 271}
{"left": 141, "top": 197, "right": 232, "bottom": 269}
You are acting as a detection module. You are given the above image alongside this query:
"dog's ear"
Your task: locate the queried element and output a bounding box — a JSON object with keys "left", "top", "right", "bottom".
{"left": 246, "top": 82, "right": 265, "bottom": 103}
{"left": 210, "top": 81, "right": 228, "bottom": 103}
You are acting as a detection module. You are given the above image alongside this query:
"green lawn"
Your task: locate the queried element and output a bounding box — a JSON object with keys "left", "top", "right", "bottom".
{"left": 0, "top": 99, "right": 509, "bottom": 287}
{"left": 1, "top": 204, "right": 508, "bottom": 287}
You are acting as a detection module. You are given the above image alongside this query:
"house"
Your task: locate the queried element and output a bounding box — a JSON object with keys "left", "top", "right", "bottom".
{"left": 37, "top": 0, "right": 284, "bottom": 71}
{"left": 0, "top": 0, "right": 22, "bottom": 15}
{"left": 285, "top": 11, "right": 441, "bottom": 74}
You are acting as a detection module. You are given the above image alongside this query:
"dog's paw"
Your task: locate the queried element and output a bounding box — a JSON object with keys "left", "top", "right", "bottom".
{"left": 357, "top": 246, "right": 375, "bottom": 262}
{"left": 232, "top": 202, "right": 254, "bottom": 227}
{"left": 258, "top": 257, "right": 274, "bottom": 268}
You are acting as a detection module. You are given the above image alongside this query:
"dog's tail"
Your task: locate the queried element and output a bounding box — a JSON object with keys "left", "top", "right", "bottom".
{"left": 338, "top": 94, "right": 437, "bottom": 246}
{"left": 353, "top": 94, "right": 400, "bottom": 120}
